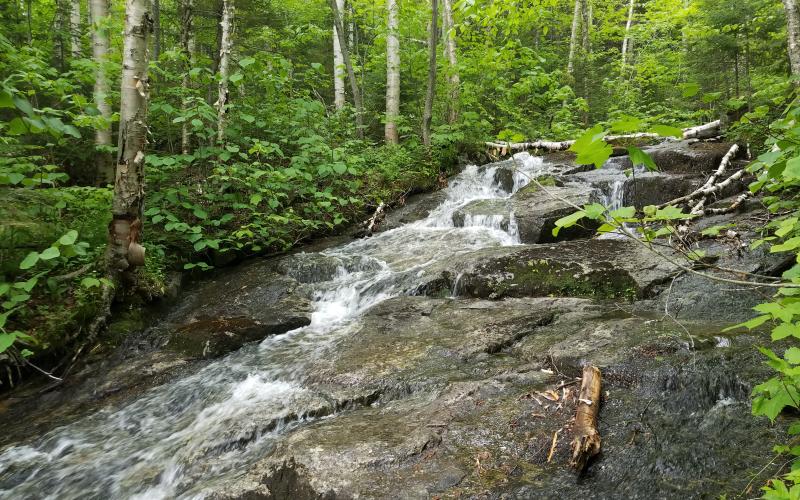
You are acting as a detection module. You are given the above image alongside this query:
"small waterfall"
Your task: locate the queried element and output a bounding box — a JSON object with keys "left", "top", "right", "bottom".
{"left": 603, "top": 179, "right": 626, "bottom": 211}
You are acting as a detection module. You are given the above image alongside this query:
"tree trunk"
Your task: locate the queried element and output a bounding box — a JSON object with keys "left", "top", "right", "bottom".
{"left": 422, "top": 0, "right": 438, "bottom": 147}
{"left": 180, "top": 0, "right": 194, "bottom": 155}
{"left": 442, "top": 0, "right": 460, "bottom": 124}
{"left": 152, "top": 0, "right": 161, "bottom": 61}
{"left": 90, "top": 0, "right": 112, "bottom": 184}
{"left": 69, "top": 0, "right": 81, "bottom": 58}
{"left": 581, "top": 0, "right": 591, "bottom": 53}
{"left": 208, "top": 0, "right": 223, "bottom": 104}
{"left": 567, "top": 0, "right": 580, "bottom": 74}
{"left": 333, "top": 0, "right": 346, "bottom": 110}
{"left": 328, "top": 0, "right": 364, "bottom": 138}
{"left": 216, "top": 0, "right": 233, "bottom": 144}
{"left": 621, "top": 0, "right": 634, "bottom": 66}
{"left": 784, "top": 0, "right": 800, "bottom": 82}
{"left": 109, "top": 0, "right": 152, "bottom": 272}
{"left": 385, "top": 0, "right": 400, "bottom": 144}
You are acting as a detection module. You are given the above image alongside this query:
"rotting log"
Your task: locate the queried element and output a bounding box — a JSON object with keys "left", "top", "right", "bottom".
{"left": 570, "top": 365, "right": 602, "bottom": 472}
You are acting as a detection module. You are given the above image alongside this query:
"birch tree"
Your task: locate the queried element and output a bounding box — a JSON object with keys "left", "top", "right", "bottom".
{"left": 333, "top": 0, "right": 346, "bottom": 110}
{"left": 109, "top": 0, "right": 152, "bottom": 272}
{"left": 215, "top": 0, "right": 233, "bottom": 143}
{"left": 567, "top": 0, "right": 580, "bottom": 74}
{"left": 328, "top": 0, "right": 364, "bottom": 138}
{"left": 69, "top": 0, "right": 81, "bottom": 58}
{"left": 784, "top": 0, "right": 800, "bottom": 82}
{"left": 621, "top": 0, "right": 635, "bottom": 66}
{"left": 90, "top": 0, "right": 112, "bottom": 184}
{"left": 422, "top": 0, "right": 438, "bottom": 147}
{"left": 442, "top": 0, "right": 460, "bottom": 124}
{"left": 385, "top": 0, "right": 400, "bottom": 144}
{"left": 152, "top": 0, "right": 161, "bottom": 61}
{"left": 180, "top": 0, "right": 194, "bottom": 154}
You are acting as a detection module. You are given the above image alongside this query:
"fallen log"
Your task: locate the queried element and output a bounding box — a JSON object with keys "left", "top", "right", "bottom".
{"left": 659, "top": 166, "right": 747, "bottom": 212}
{"left": 485, "top": 121, "right": 720, "bottom": 155}
{"left": 363, "top": 202, "right": 386, "bottom": 235}
{"left": 689, "top": 144, "right": 740, "bottom": 214}
{"left": 570, "top": 365, "right": 602, "bottom": 472}
{"left": 683, "top": 120, "right": 721, "bottom": 140}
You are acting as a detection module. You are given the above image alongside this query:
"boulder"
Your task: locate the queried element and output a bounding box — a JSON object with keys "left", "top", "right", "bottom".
{"left": 416, "top": 239, "right": 680, "bottom": 300}
{"left": 510, "top": 183, "right": 599, "bottom": 243}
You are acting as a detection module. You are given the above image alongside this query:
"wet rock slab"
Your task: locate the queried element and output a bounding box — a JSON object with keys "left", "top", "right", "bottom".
{"left": 163, "top": 264, "right": 313, "bottom": 358}
{"left": 213, "top": 297, "right": 780, "bottom": 500}
{"left": 416, "top": 238, "right": 680, "bottom": 300}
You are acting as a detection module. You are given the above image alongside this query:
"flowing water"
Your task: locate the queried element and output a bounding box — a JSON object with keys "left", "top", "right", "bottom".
{"left": 0, "top": 154, "right": 550, "bottom": 500}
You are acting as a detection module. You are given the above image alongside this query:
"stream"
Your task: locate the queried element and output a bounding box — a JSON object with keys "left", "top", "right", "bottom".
{"left": 0, "top": 145, "right": 787, "bottom": 499}
{"left": 0, "top": 155, "right": 552, "bottom": 499}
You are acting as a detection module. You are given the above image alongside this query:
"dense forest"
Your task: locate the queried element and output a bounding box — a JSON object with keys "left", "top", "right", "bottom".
{"left": 5, "top": 0, "right": 800, "bottom": 497}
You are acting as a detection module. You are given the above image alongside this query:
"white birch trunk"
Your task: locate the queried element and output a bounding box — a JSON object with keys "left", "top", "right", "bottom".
{"left": 621, "top": 0, "right": 634, "bottom": 66}
{"left": 110, "top": 0, "right": 152, "bottom": 271}
{"left": 90, "top": 0, "right": 112, "bottom": 184}
{"left": 422, "top": 0, "right": 438, "bottom": 147}
{"left": 385, "top": 0, "right": 400, "bottom": 144}
{"left": 329, "top": 0, "right": 364, "bottom": 137}
{"left": 333, "top": 0, "right": 346, "bottom": 109}
{"left": 442, "top": 0, "right": 460, "bottom": 124}
{"left": 784, "top": 0, "right": 800, "bottom": 82}
{"left": 70, "top": 0, "right": 81, "bottom": 58}
{"left": 216, "top": 0, "right": 233, "bottom": 144}
{"left": 567, "top": 0, "right": 580, "bottom": 74}
{"left": 180, "top": 0, "right": 194, "bottom": 155}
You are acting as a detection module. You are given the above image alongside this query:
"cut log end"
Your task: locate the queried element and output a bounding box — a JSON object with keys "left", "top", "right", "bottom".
{"left": 570, "top": 365, "right": 602, "bottom": 472}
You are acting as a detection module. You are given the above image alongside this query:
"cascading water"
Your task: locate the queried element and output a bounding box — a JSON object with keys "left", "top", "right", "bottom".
{"left": 0, "top": 154, "right": 548, "bottom": 500}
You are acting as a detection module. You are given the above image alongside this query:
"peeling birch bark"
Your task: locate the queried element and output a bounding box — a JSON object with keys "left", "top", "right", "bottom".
{"left": 69, "top": 0, "right": 81, "bottom": 58}
{"left": 109, "top": 0, "right": 152, "bottom": 271}
{"left": 621, "top": 0, "right": 635, "bottom": 66}
{"left": 329, "top": 0, "right": 364, "bottom": 138}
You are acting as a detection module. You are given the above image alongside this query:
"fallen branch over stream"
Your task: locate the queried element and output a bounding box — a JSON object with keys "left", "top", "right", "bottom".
{"left": 570, "top": 365, "right": 602, "bottom": 472}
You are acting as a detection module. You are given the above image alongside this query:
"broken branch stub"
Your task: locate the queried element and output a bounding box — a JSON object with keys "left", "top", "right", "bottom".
{"left": 570, "top": 365, "right": 602, "bottom": 472}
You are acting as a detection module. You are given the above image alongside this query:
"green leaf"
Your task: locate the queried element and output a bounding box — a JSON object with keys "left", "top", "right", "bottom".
{"left": 772, "top": 322, "right": 800, "bottom": 340}
{"left": 628, "top": 146, "right": 658, "bottom": 172}
{"left": 649, "top": 124, "right": 683, "bottom": 138}
{"left": 0, "top": 333, "right": 16, "bottom": 353}
{"left": 19, "top": 252, "right": 39, "bottom": 270}
{"left": 58, "top": 230, "right": 78, "bottom": 246}
{"left": 80, "top": 277, "right": 101, "bottom": 289}
{"left": 723, "top": 314, "right": 770, "bottom": 331}
{"left": 332, "top": 163, "right": 348, "bottom": 174}
{"left": 552, "top": 210, "right": 586, "bottom": 237}
{"left": 229, "top": 73, "right": 243, "bottom": 84}
{"left": 0, "top": 89, "right": 13, "bottom": 108}
{"left": 680, "top": 83, "right": 700, "bottom": 98}
{"left": 239, "top": 57, "right": 256, "bottom": 68}
{"left": 12, "top": 95, "right": 35, "bottom": 116}
{"left": 39, "top": 247, "right": 60, "bottom": 260}
{"left": 193, "top": 207, "right": 208, "bottom": 219}
{"left": 786, "top": 347, "right": 800, "bottom": 364}
{"left": 569, "top": 126, "right": 612, "bottom": 168}
{"left": 784, "top": 157, "right": 800, "bottom": 180}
